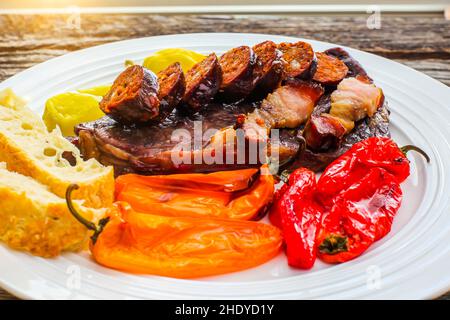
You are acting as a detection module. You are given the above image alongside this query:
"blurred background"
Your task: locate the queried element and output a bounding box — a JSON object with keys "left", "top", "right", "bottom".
{"left": 0, "top": 1, "right": 448, "bottom": 11}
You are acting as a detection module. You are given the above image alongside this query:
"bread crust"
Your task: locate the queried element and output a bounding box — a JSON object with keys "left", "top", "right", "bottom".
{"left": 0, "top": 187, "right": 98, "bottom": 257}
{"left": 0, "top": 135, "right": 114, "bottom": 209}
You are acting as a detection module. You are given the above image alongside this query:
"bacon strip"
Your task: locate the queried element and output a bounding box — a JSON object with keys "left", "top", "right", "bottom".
{"left": 237, "top": 81, "right": 324, "bottom": 142}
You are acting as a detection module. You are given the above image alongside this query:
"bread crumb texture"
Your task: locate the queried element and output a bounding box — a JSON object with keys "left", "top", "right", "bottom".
{"left": 0, "top": 89, "right": 114, "bottom": 208}
{"left": 0, "top": 89, "right": 113, "bottom": 257}
{"left": 0, "top": 163, "right": 106, "bottom": 257}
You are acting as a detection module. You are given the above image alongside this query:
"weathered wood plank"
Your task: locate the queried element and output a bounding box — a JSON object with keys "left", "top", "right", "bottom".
{"left": 0, "top": 14, "right": 449, "bottom": 84}
{"left": 0, "top": 13, "right": 448, "bottom": 300}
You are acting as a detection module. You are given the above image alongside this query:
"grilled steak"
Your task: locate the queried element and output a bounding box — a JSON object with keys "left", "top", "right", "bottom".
{"left": 76, "top": 102, "right": 303, "bottom": 176}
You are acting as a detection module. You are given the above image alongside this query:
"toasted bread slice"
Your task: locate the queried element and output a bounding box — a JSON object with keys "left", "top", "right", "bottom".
{"left": 0, "top": 89, "right": 114, "bottom": 208}
{"left": 0, "top": 163, "right": 103, "bottom": 257}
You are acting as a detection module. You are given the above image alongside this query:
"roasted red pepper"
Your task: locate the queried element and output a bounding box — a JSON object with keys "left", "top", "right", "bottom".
{"left": 317, "top": 137, "right": 429, "bottom": 203}
{"left": 271, "top": 137, "right": 428, "bottom": 267}
{"left": 270, "top": 168, "right": 324, "bottom": 269}
{"left": 316, "top": 167, "right": 402, "bottom": 263}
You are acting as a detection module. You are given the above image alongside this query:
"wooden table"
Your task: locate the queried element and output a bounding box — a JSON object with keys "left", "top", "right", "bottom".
{"left": 0, "top": 12, "right": 448, "bottom": 300}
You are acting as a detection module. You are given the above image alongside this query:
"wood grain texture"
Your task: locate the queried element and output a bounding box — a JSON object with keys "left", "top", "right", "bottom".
{"left": 0, "top": 13, "right": 449, "bottom": 85}
{"left": 0, "top": 12, "right": 448, "bottom": 300}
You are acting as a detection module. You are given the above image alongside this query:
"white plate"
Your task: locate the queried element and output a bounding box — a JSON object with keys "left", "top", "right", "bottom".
{"left": 0, "top": 33, "right": 449, "bottom": 300}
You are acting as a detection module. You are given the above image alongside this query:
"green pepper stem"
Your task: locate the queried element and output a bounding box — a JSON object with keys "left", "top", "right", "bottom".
{"left": 65, "top": 184, "right": 109, "bottom": 244}
{"left": 278, "top": 170, "right": 290, "bottom": 184}
{"left": 318, "top": 234, "right": 348, "bottom": 255}
{"left": 66, "top": 184, "right": 97, "bottom": 231}
{"left": 400, "top": 145, "right": 430, "bottom": 163}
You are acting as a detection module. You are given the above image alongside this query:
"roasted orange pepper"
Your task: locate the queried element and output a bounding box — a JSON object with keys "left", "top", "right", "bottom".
{"left": 115, "top": 167, "right": 274, "bottom": 220}
{"left": 66, "top": 186, "right": 282, "bottom": 278}
{"left": 115, "top": 168, "right": 259, "bottom": 194}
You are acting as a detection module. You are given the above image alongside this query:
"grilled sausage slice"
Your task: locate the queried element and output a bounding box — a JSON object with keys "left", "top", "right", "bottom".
{"left": 251, "top": 40, "right": 283, "bottom": 98}
{"left": 100, "top": 65, "right": 160, "bottom": 124}
{"left": 278, "top": 41, "right": 314, "bottom": 79}
{"left": 324, "top": 47, "right": 372, "bottom": 81}
{"left": 157, "top": 62, "right": 185, "bottom": 119}
{"left": 183, "top": 53, "right": 222, "bottom": 110}
{"left": 312, "top": 52, "right": 349, "bottom": 85}
{"left": 219, "top": 46, "right": 259, "bottom": 100}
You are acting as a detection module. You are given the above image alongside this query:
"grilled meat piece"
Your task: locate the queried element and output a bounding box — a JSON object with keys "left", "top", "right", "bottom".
{"left": 156, "top": 62, "right": 186, "bottom": 120}
{"left": 76, "top": 99, "right": 304, "bottom": 176}
{"left": 100, "top": 65, "right": 160, "bottom": 124}
{"left": 295, "top": 48, "right": 390, "bottom": 170}
{"left": 303, "top": 77, "right": 384, "bottom": 151}
{"left": 303, "top": 114, "right": 346, "bottom": 152}
{"left": 329, "top": 77, "right": 384, "bottom": 131}
{"left": 294, "top": 103, "right": 390, "bottom": 171}
{"left": 183, "top": 53, "right": 222, "bottom": 110}
{"left": 325, "top": 47, "right": 372, "bottom": 81}
{"left": 237, "top": 81, "right": 324, "bottom": 142}
{"left": 251, "top": 41, "right": 283, "bottom": 98}
{"left": 76, "top": 45, "right": 390, "bottom": 175}
{"left": 278, "top": 41, "right": 314, "bottom": 79}
{"left": 312, "top": 52, "right": 349, "bottom": 85}
{"left": 219, "top": 46, "right": 261, "bottom": 100}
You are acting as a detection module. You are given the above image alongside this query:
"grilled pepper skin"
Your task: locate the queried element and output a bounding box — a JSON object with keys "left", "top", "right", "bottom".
{"left": 316, "top": 167, "right": 402, "bottom": 263}
{"left": 115, "top": 167, "right": 274, "bottom": 220}
{"left": 90, "top": 202, "right": 282, "bottom": 278}
{"left": 317, "top": 137, "right": 428, "bottom": 204}
{"left": 270, "top": 168, "right": 324, "bottom": 269}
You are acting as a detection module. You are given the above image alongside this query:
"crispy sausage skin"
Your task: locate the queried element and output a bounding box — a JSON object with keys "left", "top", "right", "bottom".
{"left": 219, "top": 46, "right": 259, "bottom": 100}
{"left": 183, "top": 53, "right": 222, "bottom": 110}
{"left": 100, "top": 65, "right": 160, "bottom": 124}
{"left": 157, "top": 62, "right": 185, "bottom": 119}
{"left": 312, "top": 52, "right": 349, "bottom": 85}
{"left": 278, "top": 41, "right": 314, "bottom": 79}
{"left": 324, "top": 47, "right": 372, "bottom": 81}
{"left": 251, "top": 41, "right": 283, "bottom": 98}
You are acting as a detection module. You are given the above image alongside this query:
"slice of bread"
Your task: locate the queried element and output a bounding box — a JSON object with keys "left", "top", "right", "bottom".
{"left": 0, "top": 89, "right": 114, "bottom": 208}
{"left": 0, "top": 163, "right": 104, "bottom": 257}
